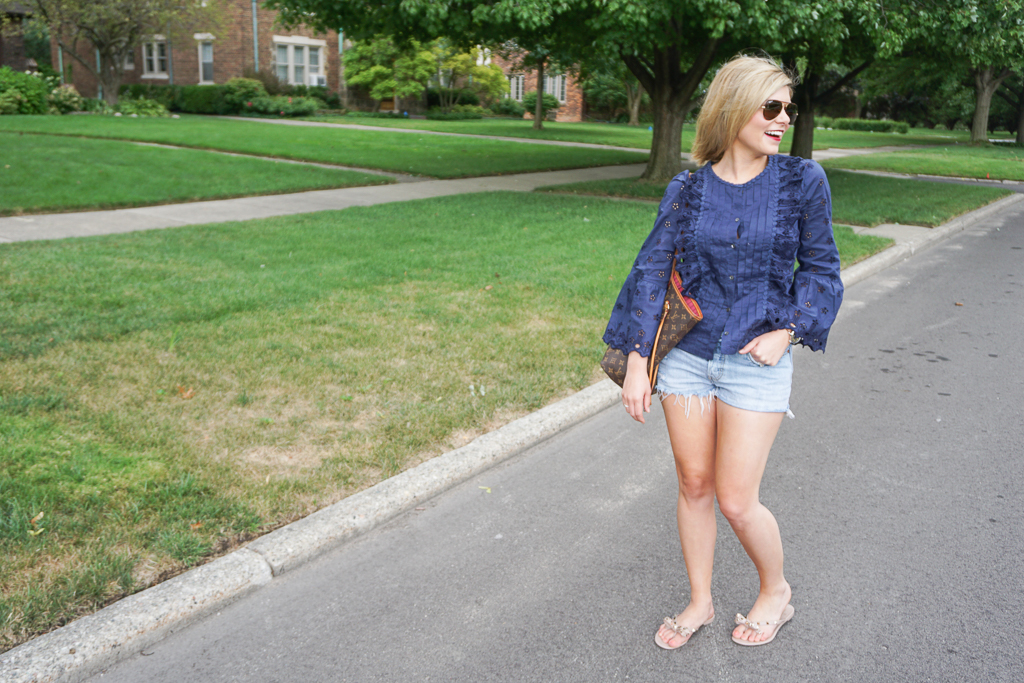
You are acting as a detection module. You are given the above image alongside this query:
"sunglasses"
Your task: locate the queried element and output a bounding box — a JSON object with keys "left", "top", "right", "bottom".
{"left": 762, "top": 99, "right": 798, "bottom": 122}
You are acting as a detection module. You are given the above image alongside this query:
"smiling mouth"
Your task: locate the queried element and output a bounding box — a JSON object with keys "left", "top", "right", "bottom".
{"left": 765, "top": 130, "right": 785, "bottom": 141}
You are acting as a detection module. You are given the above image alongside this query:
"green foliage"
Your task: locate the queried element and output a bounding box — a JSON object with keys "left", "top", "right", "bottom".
{"left": 119, "top": 83, "right": 181, "bottom": 109}
{"left": 47, "top": 84, "right": 83, "bottom": 114}
{"left": 822, "top": 118, "right": 908, "bottom": 134}
{"left": 117, "top": 96, "right": 170, "bottom": 117}
{"left": 291, "top": 85, "right": 342, "bottom": 108}
{"left": 241, "top": 67, "right": 288, "bottom": 96}
{"left": 0, "top": 66, "right": 51, "bottom": 115}
{"left": 522, "top": 90, "right": 560, "bottom": 119}
{"left": 176, "top": 85, "right": 229, "bottom": 114}
{"left": 425, "top": 108, "right": 484, "bottom": 120}
{"left": 224, "top": 78, "right": 269, "bottom": 110}
{"left": 426, "top": 87, "right": 479, "bottom": 108}
{"left": 428, "top": 43, "right": 509, "bottom": 111}
{"left": 490, "top": 98, "right": 526, "bottom": 118}
{"left": 343, "top": 35, "right": 434, "bottom": 103}
{"left": 243, "top": 96, "right": 320, "bottom": 117}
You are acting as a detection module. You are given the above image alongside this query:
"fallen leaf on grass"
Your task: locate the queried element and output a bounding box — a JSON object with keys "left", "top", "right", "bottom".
{"left": 954, "top": 302, "right": 964, "bottom": 306}
{"left": 479, "top": 486, "right": 491, "bottom": 494}
{"left": 190, "top": 522, "right": 203, "bottom": 530}
{"left": 177, "top": 385, "right": 195, "bottom": 399}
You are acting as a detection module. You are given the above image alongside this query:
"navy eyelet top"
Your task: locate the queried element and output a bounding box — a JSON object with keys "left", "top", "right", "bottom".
{"left": 603, "top": 154, "right": 843, "bottom": 360}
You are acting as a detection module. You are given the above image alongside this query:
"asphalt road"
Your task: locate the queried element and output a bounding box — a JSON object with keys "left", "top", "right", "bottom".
{"left": 88, "top": 202, "right": 1024, "bottom": 683}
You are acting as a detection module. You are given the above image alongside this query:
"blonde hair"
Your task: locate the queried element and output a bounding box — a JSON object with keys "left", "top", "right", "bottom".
{"left": 690, "top": 54, "right": 796, "bottom": 166}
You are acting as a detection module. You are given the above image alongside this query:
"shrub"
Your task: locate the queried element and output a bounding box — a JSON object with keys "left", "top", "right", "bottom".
{"left": 47, "top": 84, "right": 83, "bottom": 114}
{"left": 425, "top": 108, "right": 483, "bottom": 120}
{"left": 117, "top": 96, "right": 169, "bottom": 117}
{"left": 223, "top": 78, "right": 267, "bottom": 111}
{"left": 490, "top": 98, "right": 526, "bottom": 118}
{"left": 241, "top": 66, "right": 288, "bottom": 96}
{"left": 242, "top": 95, "right": 319, "bottom": 117}
{"left": 80, "top": 98, "right": 114, "bottom": 114}
{"left": 291, "top": 85, "right": 342, "bottom": 109}
{"left": 829, "top": 117, "right": 908, "bottom": 134}
{"left": 815, "top": 116, "right": 834, "bottom": 129}
{"left": 119, "top": 83, "right": 181, "bottom": 109}
{"left": 346, "top": 111, "right": 405, "bottom": 118}
{"left": 176, "top": 85, "right": 230, "bottom": 114}
{"left": 522, "top": 90, "right": 560, "bottom": 119}
{"left": 426, "top": 87, "right": 480, "bottom": 109}
{"left": 0, "top": 66, "right": 51, "bottom": 114}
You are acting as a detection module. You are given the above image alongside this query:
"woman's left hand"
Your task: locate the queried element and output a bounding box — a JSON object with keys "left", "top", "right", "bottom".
{"left": 739, "top": 329, "right": 792, "bottom": 366}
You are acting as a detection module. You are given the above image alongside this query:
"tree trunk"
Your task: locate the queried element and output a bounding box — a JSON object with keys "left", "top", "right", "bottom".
{"left": 624, "top": 80, "right": 642, "bottom": 126}
{"left": 622, "top": 38, "right": 721, "bottom": 181}
{"left": 788, "top": 71, "right": 818, "bottom": 159}
{"left": 972, "top": 66, "right": 1010, "bottom": 144}
{"left": 533, "top": 58, "right": 545, "bottom": 130}
{"left": 1017, "top": 97, "right": 1024, "bottom": 145}
{"left": 641, "top": 86, "right": 685, "bottom": 179}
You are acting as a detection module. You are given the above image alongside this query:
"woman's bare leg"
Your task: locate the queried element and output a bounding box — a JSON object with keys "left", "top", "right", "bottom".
{"left": 714, "top": 401, "right": 791, "bottom": 644}
{"left": 655, "top": 395, "right": 719, "bottom": 647}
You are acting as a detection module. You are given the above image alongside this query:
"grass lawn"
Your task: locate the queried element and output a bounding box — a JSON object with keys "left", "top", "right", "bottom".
{"left": 305, "top": 115, "right": 971, "bottom": 151}
{"left": 821, "top": 144, "right": 1024, "bottom": 181}
{"left": 0, "top": 116, "right": 647, "bottom": 178}
{"left": 536, "top": 168, "right": 1012, "bottom": 227}
{"left": 0, "top": 132, "right": 391, "bottom": 216}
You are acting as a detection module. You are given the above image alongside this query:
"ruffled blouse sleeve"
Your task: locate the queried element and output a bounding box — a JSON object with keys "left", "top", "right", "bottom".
{"left": 602, "top": 172, "right": 688, "bottom": 357}
{"left": 778, "top": 161, "right": 843, "bottom": 351}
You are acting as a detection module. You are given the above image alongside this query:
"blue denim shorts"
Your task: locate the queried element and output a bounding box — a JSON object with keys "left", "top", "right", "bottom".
{"left": 654, "top": 342, "right": 793, "bottom": 416}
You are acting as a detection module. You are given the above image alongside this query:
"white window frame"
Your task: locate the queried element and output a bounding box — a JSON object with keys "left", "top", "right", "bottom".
{"left": 124, "top": 50, "right": 135, "bottom": 70}
{"left": 544, "top": 74, "right": 566, "bottom": 103}
{"left": 508, "top": 74, "right": 524, "bottom": 101}
{"left": 195, "top": 34, "right": 215, "bottom": 84}
{"left": 272, "top": 36, "right": 327, "bottom": 86}
{"left": 142, "top": 36, "right": 169, "bottom": 79}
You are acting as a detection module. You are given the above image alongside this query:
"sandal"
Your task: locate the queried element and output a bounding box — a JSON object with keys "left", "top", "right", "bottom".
{"left": 731, "top": 603, "right": 794, "bottom": 646}
{"left": 654, "top": 613, "right": 714, "bottom": 650}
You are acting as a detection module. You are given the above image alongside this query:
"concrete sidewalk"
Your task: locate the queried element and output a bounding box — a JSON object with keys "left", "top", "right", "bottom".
{"left": 0, "top": 163, "right": 649, "bottom": 243}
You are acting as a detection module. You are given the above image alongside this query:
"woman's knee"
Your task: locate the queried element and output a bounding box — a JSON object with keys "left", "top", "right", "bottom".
{"left": 716, "top": 490, "right": 759, "bottom": 526}
{"left": 678, "top": 470, "right": 715, "bottom": 502}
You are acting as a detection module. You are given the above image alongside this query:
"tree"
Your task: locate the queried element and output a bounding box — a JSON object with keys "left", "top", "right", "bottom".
{"left": 266, "top": 0, "right": 857, "bottom": 180}
{"left": 343, "top": 35, "right": 434, "bottom": 109}
{"left": 995, "top": 73, "right": 1024, "bottom": 144}
{"left": 17, "top": 0, "right": 219, "bottom": 105}
{"left": 430, "top": 42, "right": 509, "bottom": 111}
{"left": 580, "top": 54, "right": 648, "bottom": 126}
{"left": 911, "top": 0, "right": 1024, "bottom": 143}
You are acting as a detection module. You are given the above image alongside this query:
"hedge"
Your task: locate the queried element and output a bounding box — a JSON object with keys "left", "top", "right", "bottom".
{"left": 425, "top": 110, "right": 483, "bottom": 120}
{"left": 816, "top": 116, "right": 909, "bottom": 134}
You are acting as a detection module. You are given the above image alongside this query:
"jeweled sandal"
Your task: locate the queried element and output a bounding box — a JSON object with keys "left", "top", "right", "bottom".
{"left": 731, "top": 603, "right": 794, "bottom": 646}
{"left": 654, "top": 613, "right": 715, "bottom": 650}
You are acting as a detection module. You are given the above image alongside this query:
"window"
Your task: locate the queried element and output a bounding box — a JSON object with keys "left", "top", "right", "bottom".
{"left": 544, "top": 74, "right": 566, "bottom": 103}
{"left": 199, "top": 42, "right": 213, "bottom": 83}
{"left": 124, "top": 50, "right": 135, "bottom": 70}
{"left": 142, "top": 39, "right": 168, "bottom": 78}
{"left": 272, "top": 36, "right": 328, "bottom": 86}
{"left": 508, "top": 74, "right": 524, "bottom": 101}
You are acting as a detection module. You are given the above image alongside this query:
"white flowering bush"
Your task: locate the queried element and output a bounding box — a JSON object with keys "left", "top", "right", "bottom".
{"left": 48, "top": 84, "right": 83, "bottom": 114}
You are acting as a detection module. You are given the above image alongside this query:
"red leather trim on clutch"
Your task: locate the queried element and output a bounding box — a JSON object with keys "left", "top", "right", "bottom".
{"left": 670, "top": 270, "right": 703, "bottom": 320}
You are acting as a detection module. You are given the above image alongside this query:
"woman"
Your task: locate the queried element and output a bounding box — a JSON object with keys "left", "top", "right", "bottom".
{"left": 603, "top": 54, "right": 843, "bottom": 648}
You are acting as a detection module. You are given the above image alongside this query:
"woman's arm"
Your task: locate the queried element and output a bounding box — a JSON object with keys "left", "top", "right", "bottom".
{"left": 779, "top": 161, "right": 844, "bottom": 351}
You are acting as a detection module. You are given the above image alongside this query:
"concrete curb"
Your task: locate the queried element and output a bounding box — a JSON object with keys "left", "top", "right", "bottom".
{"left": 840, "top": 193, "right": 1024, "bottom": 287}
{"left": 0, "top": 549, "right": 272, "bottom": 683}
{"left": 0, "top": 380, "right": 623, "bottom": 682}
{"left": 4, "top": 190, "right": 1022, "bottom": 683}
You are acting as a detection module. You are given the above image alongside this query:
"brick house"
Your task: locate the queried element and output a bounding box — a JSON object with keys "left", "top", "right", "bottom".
{"left": 492, "top": 54, "right": 583, "bottom": 122}
{"left": 1, "top": 3, "right": 30, "bottom": 71}
{"left": 52, "top": 0, "right": 341, "bottom": 99}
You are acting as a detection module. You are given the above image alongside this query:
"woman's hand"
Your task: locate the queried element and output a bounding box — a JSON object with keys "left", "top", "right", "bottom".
{"left": 622, "top": 351, "right": 652, "bottom": 423}
{"left": 739, "top": 329, "right": 792, "bottom": 366}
